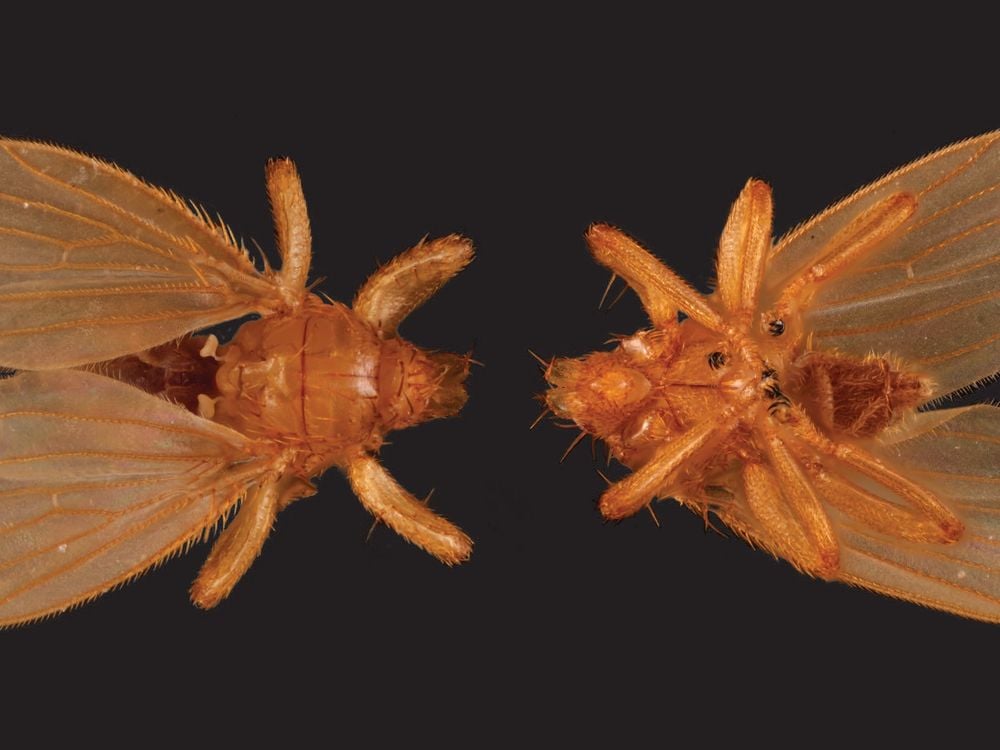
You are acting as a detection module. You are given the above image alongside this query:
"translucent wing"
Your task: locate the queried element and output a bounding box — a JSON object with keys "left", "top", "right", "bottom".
{"left": 764, "top": 132, "right": 1000, "bottom": 398}
{"left": 0, "top": 140, "right": 283, "bottom": 370}
{"left": 836, "top": 405, "right": 1000, "bottom": 622}
{"left": 0, "top": 369, "right": 277, "bottom": 626}
{"left": 696, "top": 406, "right": 1000, "bottom": 622}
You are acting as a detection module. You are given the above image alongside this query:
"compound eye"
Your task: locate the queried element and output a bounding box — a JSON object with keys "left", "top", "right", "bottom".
{"left": 767, "top": 319, "right": 785, "bottom": 336}
{"left": 707, "top": 351, "right": 727, "bottom": 370}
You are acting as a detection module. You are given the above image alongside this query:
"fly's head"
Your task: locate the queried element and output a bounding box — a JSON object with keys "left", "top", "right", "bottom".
{"left": 544, "top": 327, "right": 685, "bottom": 464}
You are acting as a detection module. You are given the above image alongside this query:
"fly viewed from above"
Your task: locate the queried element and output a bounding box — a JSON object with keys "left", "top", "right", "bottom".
{"left": 0, "top": 142, "right": 474, "bottom": 626}
{"left": 542, "top": 133, "right": 1000, "bottom": 622}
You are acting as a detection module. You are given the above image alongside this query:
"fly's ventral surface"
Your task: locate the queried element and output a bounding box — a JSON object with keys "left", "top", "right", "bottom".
{"left": 540, "top": 134, "right": 1000, "bottom": 623}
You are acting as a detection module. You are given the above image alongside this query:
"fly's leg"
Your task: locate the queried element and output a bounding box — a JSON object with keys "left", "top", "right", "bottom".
{"left": 808, "top": 464, "right": 951, "bottom": 543}
{"left": 758, "top": 422, "right": 840, "bottom": 576}
{"left": 190, "top": 469, "right": 314, "bottom": 608}
{"left": 352, "top": 235, "right": 474, "bottom": 336}
{"left": 346, "top": 454, "right": 472, "bottom": 564}
{"left": 769, "top": 192, "right": 917, "bottom": 332}
{"left": 267, "top": 158, "right": 313, "bottom": 309}
{"left": 741, "top": 461, "right": 831, "bottom": 576}
{"left": 599, "top": 416, "right": 736, "bottom": 520}
{"left": 831, "top": 440, "right": 963, "bottom": 540}
{"left": 586, "top": 224, "right": 725, "bottom": 332}
{"left": 190, "top": 476, "right": 279, "bottom": 609}
{"left": 715, "top": 179, "right": 773, "bottom": 325}
{"left": 780, "top": 407, "right": 963, "bottom": 541}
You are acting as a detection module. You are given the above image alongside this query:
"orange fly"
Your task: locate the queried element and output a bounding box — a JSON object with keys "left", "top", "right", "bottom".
{"left": 542, "top": 133, "right": 1000, "bottom": 622}
{"left": 0, "top": 142, "right": 474, "bottom": 626}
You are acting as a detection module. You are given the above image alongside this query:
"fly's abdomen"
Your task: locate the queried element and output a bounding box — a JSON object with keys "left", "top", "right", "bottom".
{"left": 95, "top": 336, "right": 220, "bottom": 413}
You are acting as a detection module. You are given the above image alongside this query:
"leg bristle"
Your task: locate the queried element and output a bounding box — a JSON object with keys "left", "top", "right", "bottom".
{"left": 530, "top": 407, "right": 551, "bottom": 430}
{"left": 561, "top": 431, "right": 587, "bottom": 463}
{"left": 598, "top": 272, "right": 619, "bottom": 310}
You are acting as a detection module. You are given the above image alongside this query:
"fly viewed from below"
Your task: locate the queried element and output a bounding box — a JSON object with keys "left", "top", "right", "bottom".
{"left": 542, "top": 133, "right": 1000, "bottom": 622}
{"left": 0, "top": 142, "right": 474, "bottom": 626}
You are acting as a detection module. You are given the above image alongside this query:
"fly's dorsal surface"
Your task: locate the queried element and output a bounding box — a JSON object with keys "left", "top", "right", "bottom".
{"left": 0, "top": 143, "right": 475, "bottom": 625}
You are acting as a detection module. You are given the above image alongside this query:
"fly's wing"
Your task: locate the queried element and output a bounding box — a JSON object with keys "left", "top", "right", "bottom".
{"left": 0, "top": 140, "right": 284, "bottom": 370}
{"left": 0, "top": 369, "right": 278, "bottom": 626}
{"left": 764, "top": 132, "right": 1000, "bottom": 398}
{"left": 835, "top": 405, "right": 1000, "bottom": 622}
{"left": 691, "top": 406, "right": 1000, "bottom": 622}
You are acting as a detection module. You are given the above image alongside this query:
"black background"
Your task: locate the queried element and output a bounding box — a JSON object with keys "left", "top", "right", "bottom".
{"left": 2, "top": 11, "right": 997, "bottom": 744}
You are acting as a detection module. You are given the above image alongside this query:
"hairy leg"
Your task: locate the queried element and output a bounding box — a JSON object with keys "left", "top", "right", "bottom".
{"left": 773, "top": 192, "right": 917, "bottom": 321}
{"left": 759, "top": 423, "right": 840, "bottom": 576}
{"left": 266, "top": 158, "right": 313, "bottom": 309}
{"left": 741, "top": 461, "right": 829, "bottom": 575}
{"left": 599, "top": 416, "right": 734, "bottom": 520}
{"left": 353, "top": 235, "right": 474, "bottom": 336}
{"left": 808, "top": 463, "right": 951, "bottom": 543}
{"left": 191, "top": 475, "right": 281, "bottom": 609}
{"left": 586, "top": 224, "right": 724, "bottom": 332}
{"left": 346, "top": 453, "right": 472, "bottom": 564}
{"left": 780, "top": 407, "right": 963, "bottom": 541}
{"left": 715, "top": 179, "right": 773, "bottom": 325}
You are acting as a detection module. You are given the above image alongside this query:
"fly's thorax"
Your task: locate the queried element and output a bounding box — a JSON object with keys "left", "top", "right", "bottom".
{"left": 754, "top": 275, "right": 810, "bottom": 357}
{"left": 212, "top": 302, "right": 382, "bottom": 454}
{"left": 656, "top": 321, "right": 768, "bottom": 407}
{"left": 546, "top": 323, "right": 788, "bottom": 462}
{"left": 376, "top": 338, "right": 470, "bottom": 433}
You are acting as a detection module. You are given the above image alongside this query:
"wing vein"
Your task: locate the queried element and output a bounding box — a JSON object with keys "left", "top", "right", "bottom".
{"left": 772, "top": 133, "right": 1000, "bottom": 257}
{"left": 0, "top": 144, "right": 217, "bottom": 260}
{"left": 0, "top": 306, "right": 249, "bottom": 339}
{"left": 0, "top": 283, "right": 223, "bottom": 302}
{"left": 864, "top": 217, "right": 1000, "bottom": 275}
{"left": 915, "top": 136, "right": 997, "bottom": 198}
{"left": 0, "top": 477, "right": 175, "bottom": 500}
{"left": 0, "top": 518, "right": 117, "bottom": 576}
{"left": 0, "top": 508, "right": 120, "bottom": 539}
{"left": 0, "top": 261, "right": 175, "bottom": 273}
{"left": 952, "top": 502, "right": 1000, "bottom": 514}
{"left": 906, "top": 468, "right": 1000, "bottom": 483}
{"left": 0, "top": 191, "right": 182, "bottom": 264}
{"left": 845, "top": 544, "right": 1000, "bottom": 601}
{"left": 0, "top": 410, "right": 244, "bottom": 441}
{"left": 811, "top": 254, "right": 1000, "bottom": 310}
{"left": 843, "top": 523, "right": 999, "bottom": 573}
{"left": 914, "top": 332, "right": 1000, "bottom": 366}
{"left": 908, "top": 180, "right": 1000, "bottom": 233}
{"left": 818, "top": 290, "right": 998, "bottom": 336}
{"left": 0, "top": 464, "right": 257, "bottom": 609}
{"left": 0, "top": 450, "right": 227, "bottom": 466}
{"left": 932, "top": 430, "right": 1000, "bottom": 445}
{"left": 0, "top": 492, "right": 209, "bottom": 603}
{"left": 0, "top": 224, "right": 81, "bottom": 250}
{"left": 970, "top": 533, "right": 1000, "bottom": 547}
